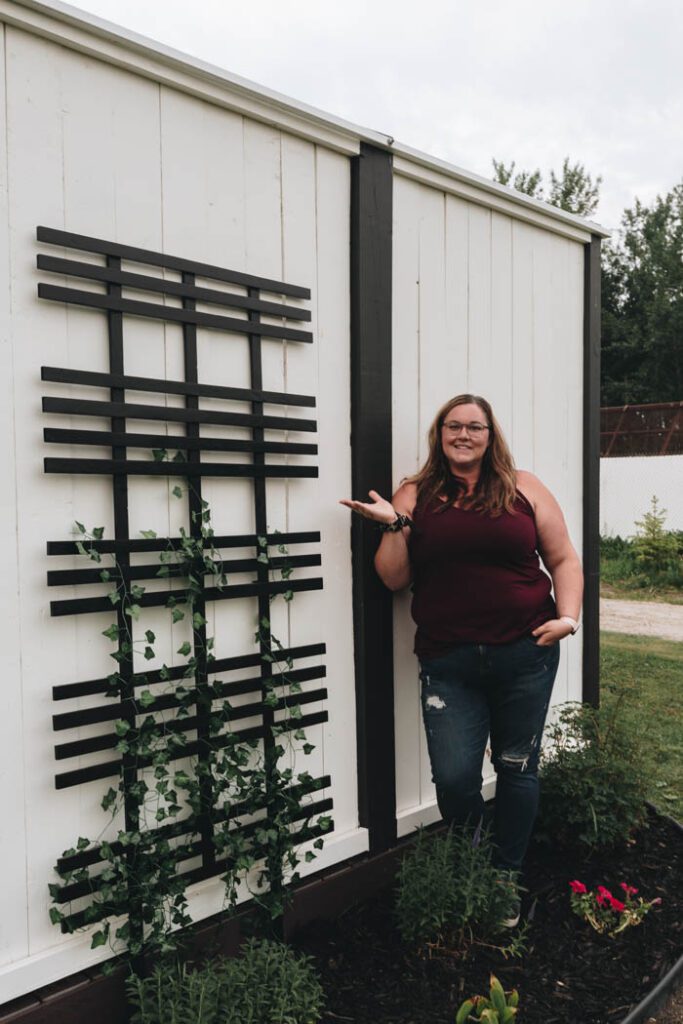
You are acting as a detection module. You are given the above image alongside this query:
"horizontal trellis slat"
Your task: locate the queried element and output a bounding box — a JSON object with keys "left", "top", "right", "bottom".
{"left": 37, "top": 225, "right": 312, "bottom": 298}
{"left": 37, "top": 256, "right": 312, "bottom": 321}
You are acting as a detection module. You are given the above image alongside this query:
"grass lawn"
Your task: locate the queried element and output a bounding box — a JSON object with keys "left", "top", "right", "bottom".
{"left": 601, "top": 582, "right": 683, "bottom": 604}
{"left": 600, "top": 631, "right": 683, "bottom": 822}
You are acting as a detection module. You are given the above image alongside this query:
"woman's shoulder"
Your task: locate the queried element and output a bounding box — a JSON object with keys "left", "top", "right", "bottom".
{"left": 393, "top": 480, "right": 418, "bottom": 516}
{"left": 515, "top": 469, "right": 540, "bottom": 512}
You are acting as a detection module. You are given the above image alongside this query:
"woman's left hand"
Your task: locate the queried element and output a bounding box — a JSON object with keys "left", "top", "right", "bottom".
{"left": 532, "top": 619, "right": 574, "bottom": 646}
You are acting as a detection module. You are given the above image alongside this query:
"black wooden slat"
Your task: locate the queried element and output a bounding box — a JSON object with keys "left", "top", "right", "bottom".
{"left": 47, "top": 553, "right": 321, "bottom": 586}
{"left": 56, "top": 774, "right": 331, "bottom": 872}
{"left": 47, "top": 530, "right": 321, "bottom": 556}
{"left": 44, "top": 458, "right": 318, "bottom": 479}
{"left": 53, "top": 665, "right": 327, "bottom": 730}
{"left": 43, "top": 426, "right": 317, "bottom": 456}
{"left": 37, "top": 257, "right": 312, "bottom": 321}
{"left": 54, "top": 687, "right": 328, "bottom": 760}
{"left": 54, "top": 709, "right": 328, "bottom": 789}
{"left": 50, "top": 576, "right": 323, "bottom": 616}
{"left": 37, "top": 225, "right": 310, "bottom": 298}
{"left": 42, "top": 396, "right": 316, "bottom": 432}
{"left": 52, "top": 642, "right": 326, "bottom": 700}
{"left": 38, "top": 284, "right": 313, "bottom": 343}
{"left": 41, "top": 365, "right": 315, "bottom": 407}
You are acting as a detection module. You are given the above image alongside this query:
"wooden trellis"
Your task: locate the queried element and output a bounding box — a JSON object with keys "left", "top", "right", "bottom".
{"left": 38, "top": 226, "right": 332, "bottom": 931}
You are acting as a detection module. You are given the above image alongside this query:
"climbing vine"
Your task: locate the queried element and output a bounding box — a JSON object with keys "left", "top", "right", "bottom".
{"left": 49, "top": 478, "right": 331, "bottom": 960}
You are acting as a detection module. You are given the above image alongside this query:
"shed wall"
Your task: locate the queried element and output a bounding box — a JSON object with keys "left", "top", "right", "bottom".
{"left": 0, "top": 8, "right": 594, "bottom": 1005}
{"left": 391, "top": 174, "right": 586, "bottom": 833}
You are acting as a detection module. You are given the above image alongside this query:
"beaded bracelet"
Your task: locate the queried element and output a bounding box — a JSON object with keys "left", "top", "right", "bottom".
{"left": 378, "top": 513, "right": 413, "bottom": 533}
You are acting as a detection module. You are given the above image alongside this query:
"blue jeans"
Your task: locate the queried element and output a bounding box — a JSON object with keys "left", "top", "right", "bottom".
{"left": 419, "top": 635, "right": 560, "bottom": 872}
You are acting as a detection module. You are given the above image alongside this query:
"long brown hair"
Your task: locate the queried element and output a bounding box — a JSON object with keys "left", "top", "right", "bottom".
{"left": 409, "top": 394, "right": 518, "bottom": 516}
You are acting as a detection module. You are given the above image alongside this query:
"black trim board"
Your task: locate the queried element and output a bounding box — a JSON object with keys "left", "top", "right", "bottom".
{"left": 583, "top": 235, "right": 601, "bottom": 707}
{"left": 350, "top": 142, "right": 397, "bottom": 853}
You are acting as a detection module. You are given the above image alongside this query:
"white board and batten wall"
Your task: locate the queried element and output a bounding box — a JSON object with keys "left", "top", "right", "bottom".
{"left": 391, "top": 167, "right": 590, "bottom": 837}
{"left": 0, "top": 0, "right": 607, "bottom": 1003}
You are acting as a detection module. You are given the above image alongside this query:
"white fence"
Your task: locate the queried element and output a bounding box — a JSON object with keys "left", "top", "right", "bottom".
{"left": 600, "top": 456, "right": 683, "bottom": 538}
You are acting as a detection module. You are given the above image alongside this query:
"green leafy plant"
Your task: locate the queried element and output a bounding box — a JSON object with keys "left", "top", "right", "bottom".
{"left": 49, "top": 476, "right": 331, "bottom": 960}
{"left": 568, "top": 879, "right": 661, "bottom": 937}
{"left": 395, "top": 826, "right": 526, "bottom": 955}
{"left": 126, "top": 938, "right": 325, "bottom": 1024}
{"left": 537, "top": 700, "right": 655, "bottom": 853}
{"left": 631, "top": 496, "right": 681, "bottom": 576}
{"left": 456, "top": 973, "right": 519, "bottom": 1023}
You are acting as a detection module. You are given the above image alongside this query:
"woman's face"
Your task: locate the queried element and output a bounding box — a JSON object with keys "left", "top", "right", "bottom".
{"left": 440, "top": 401, "right": 491, "bottom": 473}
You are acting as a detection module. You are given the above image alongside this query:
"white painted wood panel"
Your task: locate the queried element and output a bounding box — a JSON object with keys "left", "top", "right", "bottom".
{"left": 0, "top": 27, "right": 357, "bottom": 1000}
{"left": 392, "top": 176, "right": 586, "bottom": 829}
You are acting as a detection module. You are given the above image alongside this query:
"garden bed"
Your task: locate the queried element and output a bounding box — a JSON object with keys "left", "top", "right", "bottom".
{"left": 293, "top": 806, "right": 683, "bottom": 1024}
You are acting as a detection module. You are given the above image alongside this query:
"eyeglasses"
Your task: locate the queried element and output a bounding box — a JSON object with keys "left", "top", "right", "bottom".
{"left": 442, "top": 421, "right": 490, "bottom": 436}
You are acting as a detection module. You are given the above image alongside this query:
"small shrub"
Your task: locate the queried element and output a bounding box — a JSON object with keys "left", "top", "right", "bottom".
{"left": 395, "top": 826, "right": 522, "bottom": 949}
{"left": 631, "top": 496, "right": 680, "bottom": 576}
{"left": 127, "top": 939, "right": 324, "bottom": 1024}
{"left": 537, "top": 700, "right": 655, "bottom": 853}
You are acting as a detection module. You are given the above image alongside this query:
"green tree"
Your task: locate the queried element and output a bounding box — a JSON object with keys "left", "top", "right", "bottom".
{"left": 491, "top": 156, "right": 602, "bottom": 217}
{"left": 601, "top": 181, "right": 683, "bottom": 405}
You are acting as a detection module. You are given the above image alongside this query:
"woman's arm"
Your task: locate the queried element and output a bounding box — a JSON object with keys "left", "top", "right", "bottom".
{"left": 339, "top": 482, "right": 417, "bottom": 592}
{"left": 517, "top": 471, "right": 583, "bottom": 644}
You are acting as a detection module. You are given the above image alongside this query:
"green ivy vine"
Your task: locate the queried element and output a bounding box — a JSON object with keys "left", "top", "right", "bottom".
{"left": 49, "top": 477, "right": 331, "bottom": 961}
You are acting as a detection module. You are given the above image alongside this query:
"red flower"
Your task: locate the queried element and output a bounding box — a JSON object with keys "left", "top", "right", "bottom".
{"left": 569, "top": 880, "right": 587, "bottom": 894}
{"left": 596, "top": 885, "right": 613, "bottom": 906}
{"left": 609, "top": 897, "right": 626, "bottom": 912}
{"left": 619, "top": 883, "right": 638, "bottom": 896}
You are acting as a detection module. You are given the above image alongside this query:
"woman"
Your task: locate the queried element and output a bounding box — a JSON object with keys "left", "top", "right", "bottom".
{"left": 341, "top": 394, "right": 583, "bottom": 919}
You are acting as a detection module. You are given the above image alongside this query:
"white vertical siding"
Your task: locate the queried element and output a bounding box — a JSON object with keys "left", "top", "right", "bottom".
{"left": 392, "top": 173, "right": 585, "bottom": 834}
{"left": 0, "top": 27, "right": 358, "bottom": 1001}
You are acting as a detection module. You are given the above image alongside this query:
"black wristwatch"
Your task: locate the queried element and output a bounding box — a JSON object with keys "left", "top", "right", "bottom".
{"left": 378, "top": 513, "right": 413, "bottom": 533}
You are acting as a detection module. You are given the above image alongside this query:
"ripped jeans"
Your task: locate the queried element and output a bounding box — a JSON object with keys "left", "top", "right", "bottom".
{"left": 419, "top": 634, "right": 560, "bottom": 872}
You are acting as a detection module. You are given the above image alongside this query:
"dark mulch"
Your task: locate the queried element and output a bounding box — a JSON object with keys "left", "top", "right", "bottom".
{"left": 293, "top": 807, "right": 683, "bottom": 1024}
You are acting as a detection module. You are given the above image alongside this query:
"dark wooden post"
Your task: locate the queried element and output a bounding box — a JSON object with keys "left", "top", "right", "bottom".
{"left": 583, "top": 234, "right": 602, "bottom": 707}
{"left": 350, "top": 142, "right": 397, "bottom": 852}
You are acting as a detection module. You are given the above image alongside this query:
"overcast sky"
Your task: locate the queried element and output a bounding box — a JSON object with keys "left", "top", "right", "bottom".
{"left": 66, "top": 0, "right": 682, "bottom": 233}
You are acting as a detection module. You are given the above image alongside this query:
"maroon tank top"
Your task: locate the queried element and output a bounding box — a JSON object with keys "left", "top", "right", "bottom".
{"left": 409, "top": 491, "right": 556, "bottom": 657}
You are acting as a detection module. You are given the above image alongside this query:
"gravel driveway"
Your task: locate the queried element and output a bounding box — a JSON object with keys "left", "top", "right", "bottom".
{"left": 600, "top": 597, "right": 683, "bottom": 642}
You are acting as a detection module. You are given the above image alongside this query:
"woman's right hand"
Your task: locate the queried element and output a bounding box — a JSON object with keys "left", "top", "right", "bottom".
{"left": 339, "top": 490, "right": 397, "bottom": 525}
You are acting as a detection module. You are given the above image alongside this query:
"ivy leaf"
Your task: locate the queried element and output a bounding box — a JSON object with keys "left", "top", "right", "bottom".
{"left": 99, "top": 569, "right": 111, "bottom": 583}
{"left": 177, "top": 641, "right": 192, "bottom": 657}
{"left": 74, "top": 521, "right": 86, "bottom": 534}
{"left": 108, "top": 591, "right": 121, "bottom": 606}
{"left": 75, "top": 541, "right": 88, "bottom": 557}
{"left": 192, "top": 612, "right": 206, "bottom": 630}
{"left": 172, "top": 608, "right": 185, "bottom": 624}
{"left": 172, "top": 486, "right": 183, "bottom": 499}
{"left": 257, "top": 536, "right": 268, "bottom": 548}
{"left": 144, "top": 646, "right": 155, "bottom": 661}
{"left": 138, "top": 690, "right": 155, "bottom": 709}
{"left": 159, "top": 664, "right": 170, "bottom": 681}
{"left": 257, "top": 553, "right": 269, "bottom": 565}
{"left": 131, "top": 585, "right": 145, "bottom": 600}
{"left": 49, "top": 907, "right": 65, "bottom": 925}
{"left": 172, "top": 450, "right": 186, "bottom": 463}
{"left": 313, "top": 838, "right": 325, "bottom": 850}
{"left": 140, "top": 528, "right": 158, "bottom": 539}
{"left": 293, "top": 729, "right": 306, "bottom": 741}
{"left": 101, "top": 788, "right": 118, "bottom": 812}
{"left": 114, "top": 720, "right": 130, "bottom": 737}
{"left": 303, "top": 743, "right": 316, "bottom": 755}
{"left": 304, "top": 851, "right": 316, "bottom": 862}
{"left": 90, "top": 929, "right": 108, "bottom": 949}
{"left": 102, "top": 624, "right": 119, "bottom": 641}
{"left": 92, "top": 526, "right": 105, "bottom": 540}
{"left": 152, "top": 449, "right": 167, "bottom": 463}
{"left": 126, "top": 604, "right": 142, "bottom": 621}
{"left": 145, "top": 629, "right": 155, "bottom": 644}
{"left": 76, "top": 836, "right": 90, "bottom": 851}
